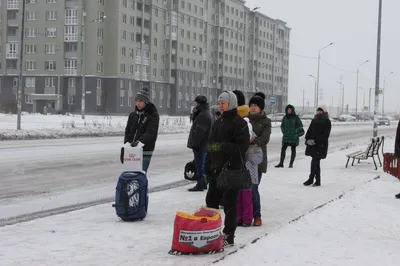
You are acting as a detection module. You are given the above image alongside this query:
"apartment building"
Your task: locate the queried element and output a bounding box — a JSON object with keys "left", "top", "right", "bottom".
{"left": 0, "top": 0, "right": 290, "bottom": 115}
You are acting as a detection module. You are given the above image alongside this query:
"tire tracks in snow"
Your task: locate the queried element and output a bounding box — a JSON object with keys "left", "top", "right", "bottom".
{"left": 211, "top": 176, "right": 381, "bottom": 264}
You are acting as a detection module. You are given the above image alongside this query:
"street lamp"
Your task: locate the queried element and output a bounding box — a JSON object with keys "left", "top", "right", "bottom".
{"left": 81, "top": 12, "right": 106, "bottom": 120}
{"left": 337, "top": 81, "right": 344, "bottom": 114}
{"left": 355, "top": 60, "right": 369, "bottom": 115}
{"left": 359, "top": 87, "right": 366, "bottom": 119}
{"left": 382, "top": 71, "right": 394, "bottom": 115}
{"left": 308, "top": 74, "right": 317, "bottom": 108}
{"left": 316, "top": 42, "right": 334, "bottom": 108}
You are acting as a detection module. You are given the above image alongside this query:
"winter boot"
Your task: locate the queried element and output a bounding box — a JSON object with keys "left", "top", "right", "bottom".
{"left": 303, "top": 175, "right": 314, "bottom": 186}
{"left": 275, "top": 163, "right": 284, "bottom": 168}
{"left": 188, "top": 185, "right": 204, "bottom": 192}
{"left": 222, "top": 234, "right": 234, "bottom": 247}
{"left": 313, "top": 176, "right": 321, "bottom": 187}
{"left": 253, "top": 217, "right": 262, "bottom": 226}
{"left": 289, "top": 153, "right": 296, "bottom": 168}
{"left": 395, "top": 193, "right": 400, "bottom": 199}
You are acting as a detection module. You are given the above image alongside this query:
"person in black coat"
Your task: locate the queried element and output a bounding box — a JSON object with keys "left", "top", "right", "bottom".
{"left": 204, "top": 90, "right": 250, "bottom": 247}
{"left": 395, "top": 120, "right": 400, "bottom": 198}
{"left": 303, "top": 105, "right": 332, "bottom": 187}
{"left": 187, "top": 95, "right": 213, "bottom": 192}
{"left": 124, "top": 86, "right": 160, "bottom": 172}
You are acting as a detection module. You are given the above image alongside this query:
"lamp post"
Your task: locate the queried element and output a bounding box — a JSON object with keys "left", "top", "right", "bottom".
{"left": 373, "top": 0, "right": 383, "bottom": 138}
{"left": 359, "top": 87, "right": 366, "bottom": 120}
{"left": 382, "top": 71, "right": 394, "bottom": 115}
{"left": 337, "top": 81, "right": 344, "bottom": 114}
{"left": 316, "top": 42, "right": 334, "bottom": 108}
{"left": 355, "top": 60, "right": 369, "bottom": 116}
{"left": 308, "top": 74, "right": 317, "bottom": 108}
{"left": 81, "top": 11, "right": 106, "bottom": 120}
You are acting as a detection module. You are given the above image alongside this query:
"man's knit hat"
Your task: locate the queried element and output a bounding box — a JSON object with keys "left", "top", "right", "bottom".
{"left": 135, "top": 86, "right": 150, "bottom": 104}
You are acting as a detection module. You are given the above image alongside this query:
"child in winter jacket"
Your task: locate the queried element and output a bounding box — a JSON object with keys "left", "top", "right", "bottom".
{"left": 237, "top": 118, "right": 264, "bottom": 226}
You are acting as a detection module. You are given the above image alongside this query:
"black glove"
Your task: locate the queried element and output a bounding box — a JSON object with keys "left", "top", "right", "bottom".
{"left": 131, "top": 141, "right": 139, "bottom": 147}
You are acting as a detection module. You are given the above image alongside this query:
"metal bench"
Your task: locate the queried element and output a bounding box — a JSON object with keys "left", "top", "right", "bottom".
{"left": 345, "top": 138, "right": 378, "bottom": 170}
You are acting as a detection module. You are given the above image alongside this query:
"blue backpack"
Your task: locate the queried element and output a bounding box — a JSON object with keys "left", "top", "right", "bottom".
{"left": 112, "top": 171, "right": 148, "bottom": 221}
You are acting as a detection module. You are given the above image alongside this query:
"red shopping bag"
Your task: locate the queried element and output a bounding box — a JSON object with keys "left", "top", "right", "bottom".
{"left": 169, "top": 207, "right": 224, "bottom": 255}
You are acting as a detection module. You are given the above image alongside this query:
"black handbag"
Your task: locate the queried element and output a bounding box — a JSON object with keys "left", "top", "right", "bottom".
{"left": 217, "top": 155, "right": 252, "bottom": 191}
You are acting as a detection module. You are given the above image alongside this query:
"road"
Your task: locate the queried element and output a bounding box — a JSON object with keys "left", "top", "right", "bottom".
{"left": 0, "top": 123, "right": 396, "bottom": 201}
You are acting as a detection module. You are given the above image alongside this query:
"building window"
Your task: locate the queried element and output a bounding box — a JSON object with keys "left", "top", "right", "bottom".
{"left": 46, "top": 10, "right": 57, "bottom": 20}
{"left": 25, "top": 60, "right": 36, "bottom": 71}
{"left": 96, "top": 88, "right": 102, "bottom": 106}
{"left": 45, "top": 43, "right": 56, "bottom": 54}
{"left": 45, "top": 27, "right": 57, "bottom": 37}
{"left": 25, "top": 93, "right": 33, "bottom": 104}
{"left": 45, "top": 61, "right": 56, "bottom": 71}
{"left": 68, "top": 78, "right": 76, "bottom": 88}
{"left": 25, "top": 44, "right": 36, "bottom": 54}
{"left": 45, "top": 77, "right": 56, "bottom": 87}
{"left": 68, "top": 95, "right": 75, "bottom": 105}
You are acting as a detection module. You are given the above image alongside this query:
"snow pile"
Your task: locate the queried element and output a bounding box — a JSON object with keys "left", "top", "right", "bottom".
{"left": 0, "top": 113, "right": 191, "bottom": 140}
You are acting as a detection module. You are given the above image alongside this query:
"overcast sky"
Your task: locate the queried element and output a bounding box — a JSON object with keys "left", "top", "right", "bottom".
{"left": 246, "top": 0, "right": 399, "bottom": 113}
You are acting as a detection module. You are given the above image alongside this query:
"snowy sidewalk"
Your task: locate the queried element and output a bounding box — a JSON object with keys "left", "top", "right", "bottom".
{"left": 0, "top": 140, "right": 397, "bottom": 266}
{"left": 215, "top": 173, "right": 400, "bottom": 266}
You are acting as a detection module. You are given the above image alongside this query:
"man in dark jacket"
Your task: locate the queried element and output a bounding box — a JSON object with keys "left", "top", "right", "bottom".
{"left": 124, "top": 86, "right": 160, "bottom": 172}
{"left": 304, "top": 105, "right": 331, "bottom": 187}
{"left": 187, "top": 95, "right": 212, "bottom": 192}
{"left": 395, "top": 120, "right": 400, "bottom": 198}
{"left": 275, "top": 105, "right": 304, "bottom": 168}
{"left": 204, "top": 90, "right": 250, "bottom": 247}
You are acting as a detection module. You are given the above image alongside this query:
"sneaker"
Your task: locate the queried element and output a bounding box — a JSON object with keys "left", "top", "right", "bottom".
{"left": 222, "top": 234, "right": 234, "bottom": 247}
{"left": 253, "top": 217, "right": 262, "bottom": 226}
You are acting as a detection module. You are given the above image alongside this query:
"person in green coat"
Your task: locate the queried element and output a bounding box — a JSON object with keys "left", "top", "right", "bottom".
{"left": 275, "top": 104, "right": 304, "bottom": 168}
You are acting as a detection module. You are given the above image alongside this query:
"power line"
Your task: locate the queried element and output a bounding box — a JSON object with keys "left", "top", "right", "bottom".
{"left": 320, "top": 57, "right": 356, "bottom": 74}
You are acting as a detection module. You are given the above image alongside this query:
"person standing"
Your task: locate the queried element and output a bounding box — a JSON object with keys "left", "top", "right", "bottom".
{"left": 303, "top": 105, "right": 331, "bottom": 187}
{"left": 187, "top": 95, "right": 213, "bottom": 192}
{"left": 124, "top": 86, "right": 160, "bottom": 172}
{"left": 233, "top": 90, "right": 249, "bottom": 117}
{"left": 204, "top": 90, "right": 250, "bottom": 247}
{"left": 247, "top": 94, "right": 271, "bottom": 226}
{"left": 394, "top": 120, "right": 400, "bottom": 198}
{"left": 275, "top": 105, "right": 304, "bottom": 168}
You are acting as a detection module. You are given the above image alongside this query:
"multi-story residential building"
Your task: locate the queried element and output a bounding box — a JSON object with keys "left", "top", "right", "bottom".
{"left": 0, "top": 0, "right": 290, "bottom": 115}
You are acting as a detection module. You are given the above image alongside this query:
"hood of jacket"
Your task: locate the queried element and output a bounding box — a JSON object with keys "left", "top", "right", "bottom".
{"left": 285, "top": 104, "right": 296, "bottom": 116}
{"left": 237, "top": 105, "right": 250, "bottom": 118}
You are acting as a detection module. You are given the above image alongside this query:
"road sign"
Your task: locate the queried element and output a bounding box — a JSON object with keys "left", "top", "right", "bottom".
{"left": 269, "top": 95, "right": 276, "bottom": 105}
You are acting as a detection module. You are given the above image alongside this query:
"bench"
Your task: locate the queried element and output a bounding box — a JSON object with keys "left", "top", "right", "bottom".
{"left": 345, "top": 136, "right": 384, "bottom": 170}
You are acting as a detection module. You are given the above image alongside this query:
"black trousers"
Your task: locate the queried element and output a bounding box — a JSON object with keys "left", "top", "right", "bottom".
{"left": 206, "top": 178, "right": 239, "bottom": 236}
{"left": 310, "top": 157, "right": 321, "bottom": 178}
{"left": 279, "top": 143, "right": 296, "bottom": 165}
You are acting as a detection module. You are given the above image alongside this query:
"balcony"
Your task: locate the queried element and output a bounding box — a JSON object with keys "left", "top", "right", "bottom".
{"left": 191, "top": 80, "right": 195, "bottom": 87}
{"left": 65, "top": 0, "right": 79, "bottom": 7}
{"left": 7, "top": 17, "right": 19, "bottom": 27}
{"left": 142, "top": 73, "right": 149, "bottom": 81}
{"left": 6, "top": 68, "right": 18, "bottom": 75}
{"left": 64, "top": 68, "right": 77, "bottom": 75}
{"left": 178, "top": 79, "right": 183, "bottom": 86}
{"left": 6, "top": 52, "right": 18, "bottom": 59}
{"left": 134, "top": 73, "right": 140, "bottom": 80}
{"left": 7, "top": 1, "right": 19, "bottom": 10}
{"left": 142, "top": 58, "right": 150, "bottom": 66}
{"left": 135, "top": 56, "right": 141, "bottom": 65}
{"left": 169, "top": 77, "right": 175, "bottom": 84}
{"left": 7, "top": 35, "right": 19, "bottom": 42}
{"left": 65, "top": 51, "right": 78, "bottom": 58}
{"left": 65, "top": 17, "right": 78, "bottom": 25}
{"left": 64, "top": 33, "right": 78, "bottom": 42}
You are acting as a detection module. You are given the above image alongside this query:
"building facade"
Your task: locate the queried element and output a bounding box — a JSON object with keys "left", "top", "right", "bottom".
{"left": 0, "top": 0, "right": 290, "bottom": 115}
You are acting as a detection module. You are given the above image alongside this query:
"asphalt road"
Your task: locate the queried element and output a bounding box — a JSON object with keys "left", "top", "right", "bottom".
{"left": 0, "top": 124, "right": 396, "bottom": 201}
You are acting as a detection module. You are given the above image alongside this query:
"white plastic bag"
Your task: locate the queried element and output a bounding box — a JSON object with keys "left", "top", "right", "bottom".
{"left": 120, "top": 144, "right": 144, "bottom": 173}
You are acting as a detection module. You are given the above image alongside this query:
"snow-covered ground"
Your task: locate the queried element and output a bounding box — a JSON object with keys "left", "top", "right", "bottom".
{"left": 0, "top": 112, "right": 385, "bottom": 140}
{"left": 1, "top": 138, "right": 399, "bottom": 266}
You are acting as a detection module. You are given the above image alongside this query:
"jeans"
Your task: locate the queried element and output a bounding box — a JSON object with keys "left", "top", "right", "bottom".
{"left": 143, "top": 155, "right": 152, "bottom": 173}
{"left": 206, "top": 179, "right": 239, "bottom": 236}
{"left": 252, "top": 171, "right": 262, "bottom": 219}
{"left": 310, "top": 157, "right": 321, "bottom": 178}
{"left": 193, "top": 150, "right": 207, "bottom": 187}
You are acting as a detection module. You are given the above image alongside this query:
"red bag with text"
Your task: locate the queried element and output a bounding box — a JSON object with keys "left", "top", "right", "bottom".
{"left": 168, "top": 207, "right": 224, "bottom": 255}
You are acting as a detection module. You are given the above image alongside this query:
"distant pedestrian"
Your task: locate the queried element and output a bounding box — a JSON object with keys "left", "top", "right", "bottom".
{"left": 275, "top": 104, "right": 304, "bottom": 168}
{"left": 303, "top": 105, "right": 331, "bottom": 187}
{"left": 124, "top": 86, "right": 160, "bottom": 172}
{"left": 187, "top": 95, "right": 213, "bottom": 192}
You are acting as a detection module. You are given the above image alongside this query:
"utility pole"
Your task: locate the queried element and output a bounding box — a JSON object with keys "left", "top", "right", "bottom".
{"left": 17, "top": 0, "right": 27, "bottom": 130}
{"left": 355, "top": 60, "right": 369, "bottom": 116}
{"left": 373, "top": 0, "right": 382, "bottom": 138}
{"left": 81, "top": 9, "right": 87, "bottom": 120}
